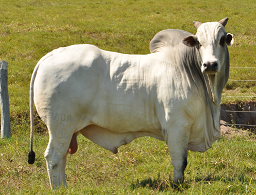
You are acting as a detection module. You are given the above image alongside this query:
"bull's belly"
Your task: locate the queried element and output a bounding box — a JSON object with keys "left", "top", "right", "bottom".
{"left": 76, "top": 101, "right": 167, "bottom": 153}
{"left": 79, "top": 124, "right": 164, "bottom": 154}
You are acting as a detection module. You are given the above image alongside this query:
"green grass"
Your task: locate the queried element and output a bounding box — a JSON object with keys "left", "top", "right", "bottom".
{"left": 1, "top": 0, "right": 256, "bottom": 194}
{"left": 1, "top": 124, "right": 256, "bottom": 194}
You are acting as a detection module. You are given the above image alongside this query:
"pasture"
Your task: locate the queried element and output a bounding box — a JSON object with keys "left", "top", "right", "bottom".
{"left": 0, "top": 0, "right": 256, "bottom": 194}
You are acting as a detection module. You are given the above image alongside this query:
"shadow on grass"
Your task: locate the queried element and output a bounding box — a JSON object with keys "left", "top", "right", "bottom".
{"left": 194, "top": 173, "right": 256, "bottom": 184}
{"left": 130, "top": 173, "right": 256, "bottom": 192}
{"left": 130, "top": 174, "right": 190, "bottom": 192}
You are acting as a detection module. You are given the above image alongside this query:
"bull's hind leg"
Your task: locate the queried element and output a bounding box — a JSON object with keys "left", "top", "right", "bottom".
{"left": 44, "top": 130, "right": 74, "bottom": 189}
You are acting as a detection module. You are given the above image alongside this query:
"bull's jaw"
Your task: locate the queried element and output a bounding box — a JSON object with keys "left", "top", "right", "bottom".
{"left": 207, "top": 74, "right": 217, "bottom": 103}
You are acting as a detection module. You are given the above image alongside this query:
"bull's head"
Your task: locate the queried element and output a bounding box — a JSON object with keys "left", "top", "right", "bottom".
{"left": 182, "top": 18, "right": 234, "bottom": 103}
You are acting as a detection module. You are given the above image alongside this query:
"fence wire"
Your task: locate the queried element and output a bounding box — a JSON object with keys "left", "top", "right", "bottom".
{"left": 222, "top": 67, "right": 256, "bottom": 129}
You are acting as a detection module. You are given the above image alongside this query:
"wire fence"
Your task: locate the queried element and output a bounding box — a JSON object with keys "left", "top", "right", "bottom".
{"left": 221, "top": 67, "right": 256, "bottom": 130}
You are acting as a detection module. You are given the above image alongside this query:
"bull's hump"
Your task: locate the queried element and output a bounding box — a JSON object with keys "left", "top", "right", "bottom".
{"left": 150, "top": 29, "right": 193, "bottom": 53}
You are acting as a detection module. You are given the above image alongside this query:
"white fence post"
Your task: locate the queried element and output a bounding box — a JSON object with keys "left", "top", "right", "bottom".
{"left": 0, "top": 61, "right": 10, "bottom": 139}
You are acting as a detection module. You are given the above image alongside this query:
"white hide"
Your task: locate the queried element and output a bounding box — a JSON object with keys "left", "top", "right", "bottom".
{"left": 30, "top": 19, "right": 233, "bottom": 188}
{"left": 34, "top": 44, "right": 211, "bottom": 153}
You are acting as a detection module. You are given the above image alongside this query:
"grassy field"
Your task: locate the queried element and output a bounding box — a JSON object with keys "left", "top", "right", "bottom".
{"left": 1, "top": 124, "right": 256, "bottom": 194}
{"left": 0, "top": 0, "right": 256, "bottom": 194}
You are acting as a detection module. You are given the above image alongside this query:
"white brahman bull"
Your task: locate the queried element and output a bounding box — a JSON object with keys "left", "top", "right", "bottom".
{"left": 28, "top": 18, "right": 234, "bottom": 189}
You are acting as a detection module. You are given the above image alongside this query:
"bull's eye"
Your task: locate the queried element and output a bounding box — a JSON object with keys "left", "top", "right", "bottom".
{"left": 220, "top": 36, "right": 226, "bottom": 47}
{"left": 197, "top": 42, "right": 202, "bottom": 49}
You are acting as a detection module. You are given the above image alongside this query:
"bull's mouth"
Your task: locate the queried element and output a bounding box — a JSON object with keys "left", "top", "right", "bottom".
{"left": 204, "top": 70, "right": 218, "bottom": 75}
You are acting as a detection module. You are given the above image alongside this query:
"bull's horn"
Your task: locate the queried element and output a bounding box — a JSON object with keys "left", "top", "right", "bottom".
{"left": 193, "top": 21, "right": 202, "bottom": 29}
{"left": 218, "top": 17, "right": 229, "bottom": 27}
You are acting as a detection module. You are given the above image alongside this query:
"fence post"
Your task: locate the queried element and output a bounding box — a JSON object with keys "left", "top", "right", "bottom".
{"left": 0, "top": 61, "right": 10, "bottom": 139}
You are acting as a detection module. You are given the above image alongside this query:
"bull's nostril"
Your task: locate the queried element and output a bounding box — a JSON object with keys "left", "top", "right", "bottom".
{"left": 203, "top": 63, "right": 207, "bottom": 67}
{"left": 213, "top": 63, "right": 218, "bottom": 69}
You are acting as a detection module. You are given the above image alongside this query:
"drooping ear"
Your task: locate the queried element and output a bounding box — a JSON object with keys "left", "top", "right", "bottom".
{"left": 226, "top": 33, "right": 234, "bottom": 46}
{"left": 219, "top": 18, "right": 229, "bottom": 27}
{"left": 182, "top": 36, "right": 198, "bottom": 47}
{"left": 193, "top": 21, "right": 202, "bottom": 29}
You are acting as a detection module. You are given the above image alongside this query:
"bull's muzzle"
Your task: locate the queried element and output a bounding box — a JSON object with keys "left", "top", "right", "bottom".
{"left": 202, "top": 61, "right": 219, "bottom": 74}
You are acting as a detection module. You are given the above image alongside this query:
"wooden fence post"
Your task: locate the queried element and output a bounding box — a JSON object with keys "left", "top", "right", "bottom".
{"left": 0, "top": 61, "right": 10, "bottom": 139}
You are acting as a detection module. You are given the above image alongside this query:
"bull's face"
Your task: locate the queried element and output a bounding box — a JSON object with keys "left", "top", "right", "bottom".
{"left": 182, "top": 18, "right": 234, "bottom": 74}
{"left": 182, "top": 18, "right": 234, "bottom": 103}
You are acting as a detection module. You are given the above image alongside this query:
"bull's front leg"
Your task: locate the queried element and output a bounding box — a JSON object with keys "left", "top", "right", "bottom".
{"left": 165, "top": 127, "right": 189, "bottom": 185}
{"left": 170, "top": 148, "right": 188, "bottom": 184}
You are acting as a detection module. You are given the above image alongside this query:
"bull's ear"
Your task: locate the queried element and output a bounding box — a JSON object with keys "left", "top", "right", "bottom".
{"left": 226, "top": 33, "right": 234, "bottom": 46}
{"left": 182, "top": 36, "right": 198, "bottom": 47}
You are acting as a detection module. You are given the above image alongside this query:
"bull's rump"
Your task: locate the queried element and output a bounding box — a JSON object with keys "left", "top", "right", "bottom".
{"left": 33, "top": 44, "right": 163, "bottom": 136}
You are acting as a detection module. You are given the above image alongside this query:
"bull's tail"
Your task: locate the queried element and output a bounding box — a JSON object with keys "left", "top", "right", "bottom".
{"left": 28, "top": 63, "right": 40, "bottom": 164}
{"left": 28, "top": 50, "right": 59, "bottom": 164}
